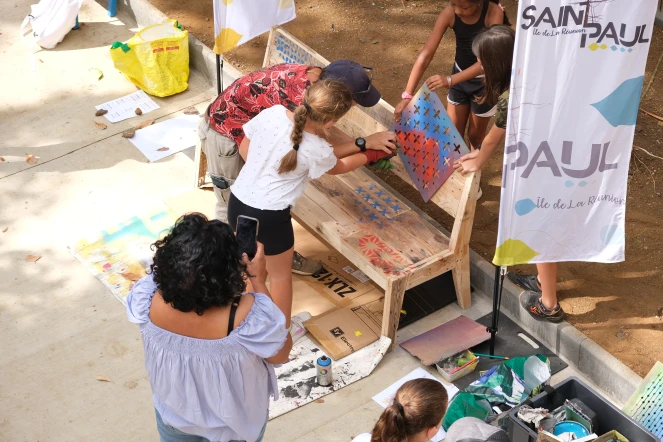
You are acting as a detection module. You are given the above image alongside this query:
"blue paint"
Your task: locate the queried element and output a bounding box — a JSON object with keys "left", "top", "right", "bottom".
{"left": 565, "top": 180, "right": 574, "bottom": 187}
{"left": 392, "top": 204, "right": 403, "bottom": 212}
{"left": 591, "top": 76, "right": 644, "bottom": 127}
{"left": 515, "top": 199, "right": 537, "bottom": 216}
{"left": 578, "top": 181, "right": 588, "bottom": 187}
{"left": 611, "top": 45, "right": 617, "bottom": 51}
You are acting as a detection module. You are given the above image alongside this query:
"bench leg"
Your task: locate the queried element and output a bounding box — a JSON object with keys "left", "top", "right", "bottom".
{"left": 108, "top": 0, "right": 117, "bottom": 17}
{"left": 452, "top": 252, "right": 472, "bottom": 309}
{"left": 381, "top": 277, "right": 408, "bottom": 351}
{"left": 193, "top": 137, "right": 207, "bottom": 188}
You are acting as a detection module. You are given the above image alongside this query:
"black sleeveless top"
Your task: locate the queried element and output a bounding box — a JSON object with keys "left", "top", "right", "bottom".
{"left": 452, "top": 0, "right": 490, "bottom": 70}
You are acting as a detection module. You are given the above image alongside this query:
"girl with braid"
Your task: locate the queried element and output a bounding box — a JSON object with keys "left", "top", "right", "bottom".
{"left": 352, "top": 379, "right": 449, "bottom": 442}
{"left": 228, "top": 79, "right": 391, "bottom": 328}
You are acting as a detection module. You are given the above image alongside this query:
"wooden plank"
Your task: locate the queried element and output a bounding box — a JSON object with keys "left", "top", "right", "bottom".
{"left": 263, "top": 27, "right": 276, "bottom": 68}
{"left": 302, "top": 182, "right": 358, "bottom": 229}
{"left": 452, "top": 253, "right": 472, "bottom": 309}
{"left": 381, "top": 276, "right": 409, "bottom": 350}
{"left": 194, "top": 137, "right": 207, "bottom": 189}
{"left": 405, "top": 252, "right": 456, "bottom": 290}
{"left": 449, "top": 170, "right": 480, "bottom": 253}
{"left": 291, "top": 195, "right": 349, "bottom": 251}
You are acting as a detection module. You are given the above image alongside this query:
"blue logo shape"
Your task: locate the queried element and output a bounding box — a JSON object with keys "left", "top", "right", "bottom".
{"left": 515, "top": 199, "right": 536, "bottom": 216}
{"left": 579, "top": 181, "right": 588, "bottom": 187}
{"left": 591, "top": 76, "right": 644, "bottom": 127}
{"left": 565, "top": 180, "right": 574, "bottom": 188}
{"left": 611, "top": 45, "right": 617, "bottom": 51}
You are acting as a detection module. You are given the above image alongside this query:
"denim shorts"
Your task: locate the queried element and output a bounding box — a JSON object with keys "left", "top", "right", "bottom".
{"left": 155, "top": 408, "right": 267, "bottom": 442}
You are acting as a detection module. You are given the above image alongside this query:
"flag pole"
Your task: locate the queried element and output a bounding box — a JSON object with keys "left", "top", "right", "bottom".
{"left": 216, "top": 54, "right": 223, "bottom": 95}
{"left": 488, "top": 265, "right": 507, "bottom": 355}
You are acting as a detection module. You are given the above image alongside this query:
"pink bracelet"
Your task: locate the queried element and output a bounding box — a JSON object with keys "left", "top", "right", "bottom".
{"left": 401, "top": 91, "right": 414, "bottom": 100}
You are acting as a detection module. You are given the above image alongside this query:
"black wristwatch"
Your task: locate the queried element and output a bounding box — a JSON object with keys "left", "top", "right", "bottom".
{"left": 355, "top": 137, "right": 367, "bottom": 152}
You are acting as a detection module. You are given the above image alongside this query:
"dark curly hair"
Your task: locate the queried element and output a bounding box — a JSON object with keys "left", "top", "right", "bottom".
{"left": 150, "top": 213, "right": 247, "bottom": 315}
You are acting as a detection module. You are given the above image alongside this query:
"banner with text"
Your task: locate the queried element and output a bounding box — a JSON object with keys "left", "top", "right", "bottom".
{"left": 494, "top": 0, "right": 657, "bottom": 266}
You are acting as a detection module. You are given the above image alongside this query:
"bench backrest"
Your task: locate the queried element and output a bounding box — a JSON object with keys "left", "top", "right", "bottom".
{"left": 263, "top": 27, "right": 478, "bottom": 252}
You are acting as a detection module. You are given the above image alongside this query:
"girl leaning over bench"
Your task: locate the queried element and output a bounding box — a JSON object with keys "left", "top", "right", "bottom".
{"left": 228, "top": 79, "right": 392, "bottom": 328}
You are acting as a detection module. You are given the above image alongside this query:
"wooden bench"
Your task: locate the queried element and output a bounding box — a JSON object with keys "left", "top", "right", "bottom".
{"left": 196, "top": 27, "right": 480, "bottom": 348}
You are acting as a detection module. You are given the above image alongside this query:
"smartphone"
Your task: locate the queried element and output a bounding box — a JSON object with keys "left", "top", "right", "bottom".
{"left": 236, "top": 215, "right": 259, "bottom": 260}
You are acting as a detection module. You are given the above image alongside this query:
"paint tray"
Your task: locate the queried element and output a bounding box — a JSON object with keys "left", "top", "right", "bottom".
{"left": 622, "top": 361, "right": 663, "bottom": 439}
{"left": 400, "top": 315, "right": 490, "bottom": 366}
{"left": 435, "top": 350, "right": 479, "bottom": 382}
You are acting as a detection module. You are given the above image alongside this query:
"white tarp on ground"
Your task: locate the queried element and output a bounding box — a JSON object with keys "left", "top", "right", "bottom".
{"left": 494, "top": 0, "right": 658, "bottom": 266}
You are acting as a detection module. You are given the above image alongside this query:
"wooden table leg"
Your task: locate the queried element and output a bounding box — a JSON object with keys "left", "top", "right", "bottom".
{"left": 381, "top": 276, "right": 409, "bottom": 351}
{"left": 193, "top": 138, "right": 207, "bottom": 188}
{"left": 452, "top": 252, "right": 471, "bottom": 309}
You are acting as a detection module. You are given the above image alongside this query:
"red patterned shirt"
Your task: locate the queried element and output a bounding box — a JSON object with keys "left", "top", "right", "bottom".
{"left": 208, "top": 64, "right": 312, "bottom": 145}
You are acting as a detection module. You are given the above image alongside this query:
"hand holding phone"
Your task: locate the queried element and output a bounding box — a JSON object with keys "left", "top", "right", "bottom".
{"left": 236, "top": 215, "right": 259, "bottom": 261}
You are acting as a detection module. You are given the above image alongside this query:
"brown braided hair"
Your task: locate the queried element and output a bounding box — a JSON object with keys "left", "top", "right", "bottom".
{"left": 370, "top": 379, "right": 449, "bottom": 442}
{"left": 277, "top": 79, "right": 353, "bottom": 174}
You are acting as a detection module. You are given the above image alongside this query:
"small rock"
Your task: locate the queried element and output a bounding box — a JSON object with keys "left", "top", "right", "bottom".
{"left": 135, "top": 108, "right": 142, "bottom": 115}
{"left": 122, "top": 129, "right": 136, "bottom": 139}
{"left": 95, "top": 109, "right": 108, "bottom": 117}
{"left": 616, "top": 332, "right": 625, "bottom": 339}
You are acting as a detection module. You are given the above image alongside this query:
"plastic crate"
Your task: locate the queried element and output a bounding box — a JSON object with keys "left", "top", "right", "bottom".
{"left": 508, "top": 377, "right": 658, "bottom": 442}
{"left": 435, "top": 350, "right": 479, "bottom": 382}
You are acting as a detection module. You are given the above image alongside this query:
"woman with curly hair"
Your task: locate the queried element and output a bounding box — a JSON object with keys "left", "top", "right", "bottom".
{"left": 127, "top": 213, "right": 292, "bottom": 442}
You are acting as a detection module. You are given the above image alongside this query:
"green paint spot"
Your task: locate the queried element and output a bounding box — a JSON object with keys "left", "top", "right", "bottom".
{"left": 493, "top": 239, "right": 539, "bottom": 266}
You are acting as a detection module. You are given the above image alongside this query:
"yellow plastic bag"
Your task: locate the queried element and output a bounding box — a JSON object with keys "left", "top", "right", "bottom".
{"left": 110, "top": 20, "right": 189, "bottom": 97}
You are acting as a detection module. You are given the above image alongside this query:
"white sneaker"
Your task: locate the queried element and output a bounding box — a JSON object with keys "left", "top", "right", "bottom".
{"left": 290, "top": 311, "right": 312, "bottom": 344}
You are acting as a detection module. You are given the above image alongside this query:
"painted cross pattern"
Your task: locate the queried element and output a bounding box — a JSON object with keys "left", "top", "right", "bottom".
{"left": 353, "top": 184, "right": 406, "bottom": 228}
{"left": 391, "top": 84, "right": 470, "bottom": 202}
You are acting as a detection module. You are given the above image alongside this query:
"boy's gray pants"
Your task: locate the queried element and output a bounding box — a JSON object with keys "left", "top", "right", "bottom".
{"left": 198, "top": 116, "right": 244, "bottom": 223}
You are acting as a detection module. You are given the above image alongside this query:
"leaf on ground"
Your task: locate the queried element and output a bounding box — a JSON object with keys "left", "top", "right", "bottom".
{"left": 122, "top": 129, "right": 136, "bottom": 139}
{"left": 135, "top": 119, "right": 155, "bottom": 130}
{"left": 94, "top": 121, "right": 107, "bottom": 130}
{"left": 25, "top": 154, "right": 39, "bottom": 165}
{"left": 0, "top": 157, "right": 5, "bottom": 162}
{"left": 91, "top": 68, "right": 103, "bottom": 80}
{"left": 2, "top": 227, "right": 8, "bottom": 233}
{"left": 95, "top": 375, "right": 112, "bottom": 382}
{"left": 95, "top": 109, "right": 108, "bottom": 117}
{"left": 183, "top": 107, "right": 200, "bottom": 115}
{"left": 25, "top": 254, "right": 41, "bottom": 263}
{"left": 157, "top": 147, "right": 169, "bottom": 152}
{"left": 135, "top": 108, "right": 142, "bottom": 115}
{"left": 314, "top": 399, "right": 325, "bottom": 403}
{"left": 39, "top": 59, "right": 44, "bottom": 63}
{"left": 371, "top": 39, "right": 379, "bottom": 44}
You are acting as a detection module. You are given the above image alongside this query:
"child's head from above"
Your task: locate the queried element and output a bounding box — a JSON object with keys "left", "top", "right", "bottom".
{"left": 371, "top": 379, "right": 449, "bottom": 442}
{"left": 472, "top": 25, "right": 515, "bottom": 105}
{"left": 449, "top": 0, "right": 484, "bottom": 18}
{"left": 278, "top": 80, "right": 353, "bottom": 174}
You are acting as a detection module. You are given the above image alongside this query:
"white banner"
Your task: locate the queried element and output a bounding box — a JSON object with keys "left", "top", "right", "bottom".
{"left": 213, "top": 0, "right": 296, "bottom": 54}
{"left": 494, "top": 0, "right": 658, "bottom": 266}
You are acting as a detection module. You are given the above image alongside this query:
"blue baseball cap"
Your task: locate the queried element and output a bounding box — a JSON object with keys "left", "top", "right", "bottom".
{"left": 322, "top": 60, "right": 382, "bottom": 108}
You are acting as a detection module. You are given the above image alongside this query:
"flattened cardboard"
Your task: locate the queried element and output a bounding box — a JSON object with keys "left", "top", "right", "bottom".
{"left": 400, "top": 315, "right": 490, "bottom": 366}
{"left": 305, "top": 297, "right": 384, "bottom": 360}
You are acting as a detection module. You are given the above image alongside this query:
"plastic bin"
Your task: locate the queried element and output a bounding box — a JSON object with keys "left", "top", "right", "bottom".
{"left": 508, "top": 377, "right": 658, "bottom": 442}
{"left": 435, "top": 350, "right": 479, "bottom": 382}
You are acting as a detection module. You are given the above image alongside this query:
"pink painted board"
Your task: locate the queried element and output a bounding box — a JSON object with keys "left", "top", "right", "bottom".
{"left": 400, "top": 315, "right": 490, "bottom": 366}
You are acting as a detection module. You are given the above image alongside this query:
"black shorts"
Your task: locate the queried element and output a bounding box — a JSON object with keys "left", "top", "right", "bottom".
{"left": 227, "top": 192, "right": 294, "bottom": 256}
{"left": 447, "top": 64, "right": 497, "bottom": 117}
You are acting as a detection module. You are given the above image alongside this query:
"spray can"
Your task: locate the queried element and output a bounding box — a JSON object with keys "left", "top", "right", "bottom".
{"left": 316, "top": 355, "right": 333, "bottom": 386}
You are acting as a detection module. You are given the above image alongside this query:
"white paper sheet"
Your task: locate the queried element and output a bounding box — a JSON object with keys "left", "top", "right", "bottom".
{"left": 128, "top": 115, "right": 199, "bottom": 162}
{"left": 96, "top": 91, "right": 160, "bottom": 123}
{"left": 372, "top": 367, "right": 460, "bottom": 441}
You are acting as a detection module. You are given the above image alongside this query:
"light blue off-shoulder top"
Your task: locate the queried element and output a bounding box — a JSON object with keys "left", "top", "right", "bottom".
{"left": 126, "top": 274, "right": 287, "bottom": 442}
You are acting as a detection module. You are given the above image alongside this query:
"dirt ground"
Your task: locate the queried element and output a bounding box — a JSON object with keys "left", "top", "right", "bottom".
{"left": 148, "top": 0, "right": 663, "bottom": 377}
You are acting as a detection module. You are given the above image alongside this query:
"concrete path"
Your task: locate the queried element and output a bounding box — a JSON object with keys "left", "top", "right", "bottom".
{"left": 0, "top": 2, "right": 614, "bottom": 441}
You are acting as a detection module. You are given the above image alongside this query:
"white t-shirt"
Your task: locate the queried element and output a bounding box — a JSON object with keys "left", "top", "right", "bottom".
{"left": 231, "top": 105, "right": 338, "bottom": 210}
{"left": 351, "top": 434, "right": 371, "bottom": 442}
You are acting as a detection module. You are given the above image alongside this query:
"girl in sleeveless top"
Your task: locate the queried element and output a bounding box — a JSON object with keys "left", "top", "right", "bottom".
{"left": 394, "top": 0, "right": 509, "bottom": 152}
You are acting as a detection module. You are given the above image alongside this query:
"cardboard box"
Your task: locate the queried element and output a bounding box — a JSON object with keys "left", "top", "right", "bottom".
{"left": 305, "top": 297, "right": 384, "bottom": 360}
